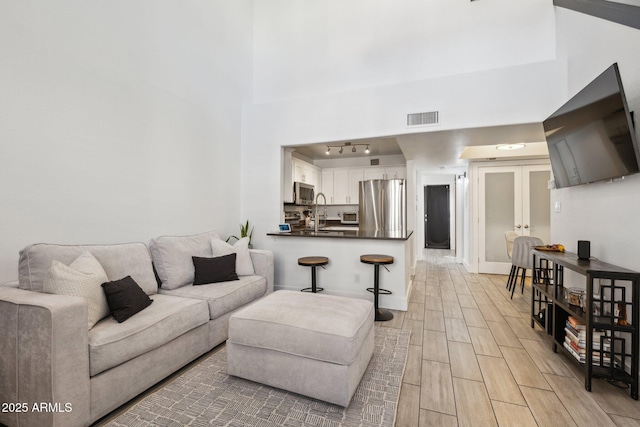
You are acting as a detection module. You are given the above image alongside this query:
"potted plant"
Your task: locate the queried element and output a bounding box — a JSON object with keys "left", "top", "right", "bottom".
{"left": 226, "top": 220, "right": 254, "bottom": 248}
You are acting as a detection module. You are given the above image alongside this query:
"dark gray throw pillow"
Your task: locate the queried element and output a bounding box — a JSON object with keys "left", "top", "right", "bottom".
{"left": 192, "top": 253, "right": 239, "bottom": 285}
{"left": 102, "top": 276, "right": 153, "bottom": 323}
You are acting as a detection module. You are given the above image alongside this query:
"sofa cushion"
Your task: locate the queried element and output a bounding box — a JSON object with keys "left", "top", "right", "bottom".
{"left": 211, "top": 237, "right": 255, "bottom": 276}
{"left": 159, "top": 275, "right": 267, "bottom": 320}
{"left": 149, "top": 231, "right": 219, "bottom": 290}
{"left": 19, "top": 242, "right": 157, "bottom": 295}
{"left": 88, "top": 294, "right": 209, "bottom": 377}
{"left": 42, "top": 252, "right": 110, "bottom": 329}
{"left": 101, "top": 276, "right": 153, "bottom": 323}
{"left": 192, "top": 254, "right": 238, "bottom": 285}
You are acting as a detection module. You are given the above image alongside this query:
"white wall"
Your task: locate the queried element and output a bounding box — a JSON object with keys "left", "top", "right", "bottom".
{"left": 0, "top": 1, "right": 253, "bottom": 283}
{"left": 252, "top": 0, "right": 556, "bottom": 103}
{"left": 551, "top": 8, "right": 640, "bottom": 272}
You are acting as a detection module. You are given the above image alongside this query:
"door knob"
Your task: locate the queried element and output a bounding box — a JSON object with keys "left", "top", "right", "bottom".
{"left": 516, "top": 224, "right": 522, "bottom": 229}
{"left": 524, "top": 225, "right": 529, "bottom": 229}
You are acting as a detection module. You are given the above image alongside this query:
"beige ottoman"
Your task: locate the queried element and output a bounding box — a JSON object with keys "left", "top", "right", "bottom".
{"left": 226, "top": 290, "right": 375, "bottom": 407}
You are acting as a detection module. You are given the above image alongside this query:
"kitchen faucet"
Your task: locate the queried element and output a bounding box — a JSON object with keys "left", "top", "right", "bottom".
{"left": 314, "top": 192, "right": 327, "bottom": 232}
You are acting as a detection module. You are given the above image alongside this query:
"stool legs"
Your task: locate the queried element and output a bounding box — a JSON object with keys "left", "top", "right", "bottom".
{"left": 301, "top": 265, "right": 324, "bottom": 293}
{"left": 371, "top": 264, "right": 393, "bottom": 321}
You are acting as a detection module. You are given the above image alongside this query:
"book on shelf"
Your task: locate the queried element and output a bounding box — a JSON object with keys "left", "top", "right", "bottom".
{"left": 563, "top": 342, "right": 612, "bottom": 366}
{"left": 565, "top": 336, "right": 585, "bottom": 354}
{"left": 564, "top": 326, "right": 605, "bottom": 341}
{"left": 567, "top": 315, "right": 586, "bottom": 330}
{"left": 564, "top": 327, "right": 610, "bottom": 350}
{"left": 565, "top": 322, "right": 587, "bottom": 338}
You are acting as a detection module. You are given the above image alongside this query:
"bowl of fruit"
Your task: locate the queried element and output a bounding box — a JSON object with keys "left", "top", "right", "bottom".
{"left": 535, "top": 244, "right": 565, "bottom": 252}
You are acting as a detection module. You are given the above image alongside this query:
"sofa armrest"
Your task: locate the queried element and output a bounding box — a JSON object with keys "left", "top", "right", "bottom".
{"left": 249, "top": 249, "right": 274, "bottom": 294}
{"left": 0, "top": 287, "right": 90, "bottom": 427}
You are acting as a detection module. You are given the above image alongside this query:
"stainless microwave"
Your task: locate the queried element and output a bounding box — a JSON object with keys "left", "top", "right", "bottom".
{"left": 341, "top": 211, "right": 359, "bottom": 224}
{"left": 293, "top": 182, "right": 315, "bottom": 205}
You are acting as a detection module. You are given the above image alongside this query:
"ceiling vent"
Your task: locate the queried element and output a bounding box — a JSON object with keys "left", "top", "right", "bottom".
{"left": 407, "top": 111, "right": 439, "bottom": 127}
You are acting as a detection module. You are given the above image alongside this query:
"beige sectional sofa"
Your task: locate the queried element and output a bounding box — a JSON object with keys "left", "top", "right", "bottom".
{"left": 0, "top": 231, "right": 274, "bottom": 427}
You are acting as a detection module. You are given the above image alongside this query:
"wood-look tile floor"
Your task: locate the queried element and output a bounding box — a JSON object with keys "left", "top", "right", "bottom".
{"left": 390, "top": 249, "right": 640, "bottom": 427}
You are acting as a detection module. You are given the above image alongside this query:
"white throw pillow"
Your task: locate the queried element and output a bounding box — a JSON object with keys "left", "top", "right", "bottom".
{"left": 42, "top": 251, "right": 110, "bottom": 329}
{"left": 211, "top": 237, "right": 255, "bottom": 276}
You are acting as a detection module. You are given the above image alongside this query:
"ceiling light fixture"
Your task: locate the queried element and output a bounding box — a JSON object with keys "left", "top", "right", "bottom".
{"left": 496, "top": 143, "right": 526, "bottom": 151}
{"left": 324, "top": 141, "right": 372, "bottom": 155}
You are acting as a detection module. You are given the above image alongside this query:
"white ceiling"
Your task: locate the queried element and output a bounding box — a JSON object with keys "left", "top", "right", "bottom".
{"left": 289, "top": 123, "right": 549, "bottom": 170}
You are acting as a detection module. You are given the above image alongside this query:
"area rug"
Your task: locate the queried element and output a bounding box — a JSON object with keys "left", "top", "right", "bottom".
{"left": 105, "top": 327, "right": 410, "bottom": 427}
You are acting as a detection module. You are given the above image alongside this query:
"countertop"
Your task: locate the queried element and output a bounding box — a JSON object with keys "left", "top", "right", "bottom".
{"left": 267, "top": 228, "right": 413, "bottom": 241}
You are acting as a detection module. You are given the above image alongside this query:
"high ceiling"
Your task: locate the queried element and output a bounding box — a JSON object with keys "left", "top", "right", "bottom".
{"left": 288, "top": 123, "right": 548, "bottom": 170}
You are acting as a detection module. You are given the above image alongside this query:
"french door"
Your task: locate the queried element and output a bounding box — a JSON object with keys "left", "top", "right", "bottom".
{"left": 478, "top": 164, "right": 551, "bottom": 274}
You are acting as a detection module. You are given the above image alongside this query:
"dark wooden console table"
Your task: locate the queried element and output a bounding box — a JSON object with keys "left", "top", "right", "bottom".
{"left": 531, "top": 249, "right": 639, "bottom": 399}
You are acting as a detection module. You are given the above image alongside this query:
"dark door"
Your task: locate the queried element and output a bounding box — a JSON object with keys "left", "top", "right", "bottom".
{"left": 424, "top": 185, "right": 450, "bottom": 249}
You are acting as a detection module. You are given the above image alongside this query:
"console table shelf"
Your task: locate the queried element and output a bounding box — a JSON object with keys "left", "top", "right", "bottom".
{"left": 531, "top": 249, "right": 639, "bottom": 400}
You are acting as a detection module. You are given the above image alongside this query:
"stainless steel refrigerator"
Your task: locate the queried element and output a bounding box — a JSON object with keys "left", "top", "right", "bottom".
{"left": 359, "top": 179, "right": 407, "bottom": 235}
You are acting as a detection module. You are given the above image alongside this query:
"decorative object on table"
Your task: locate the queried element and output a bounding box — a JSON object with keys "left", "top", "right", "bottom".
{"left": 534, "top": 244, "right": 565, "bottom": 252}
{"left": 226, "top": 219, "right": 254, "bottom": 247}
{"left": 278, "top": 223, "right": 291, "bottom": 232}
{"left": 617, "top": 301, "right": 628, "bottom": 325}
{"left": 578, "top": 240, "right": 591, "bottom": 260}
{"left": 566, "top": 287, "right": 586, "bottom": 308}
{"left": 104, "top": 327, "right": 410, "bottom": 427}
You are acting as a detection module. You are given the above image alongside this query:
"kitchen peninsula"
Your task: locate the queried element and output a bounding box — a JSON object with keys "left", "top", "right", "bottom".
{"left": 266, "top": 228, "right": 414, "bottom": 311}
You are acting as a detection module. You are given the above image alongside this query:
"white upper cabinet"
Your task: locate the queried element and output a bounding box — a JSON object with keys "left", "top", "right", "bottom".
{"left": 292, "top": 158, "right": 320, "bottom": 187}
{"left": 320, "top": 169, "right": 335, "bottom": 204}
{"left": 363, "top": 166, "right": 406, "bottom": 180}
{"left": 319, "top": 166, "right": 404, "bottom": 205}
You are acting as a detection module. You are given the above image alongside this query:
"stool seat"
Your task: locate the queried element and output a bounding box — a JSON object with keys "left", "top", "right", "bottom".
{"left": 298, "top": 256, "right": 329, "bottom": 267}
{"left": 298, "top": 256, "right": 328, "bottom": 293}
{"left": 360, "top": 254, "right": 394, "bottom": 321}
{"left": 360, "top": 254, "right": 394, "bottom": 265}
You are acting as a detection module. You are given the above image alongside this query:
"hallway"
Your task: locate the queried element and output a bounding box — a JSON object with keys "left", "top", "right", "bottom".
{"left": 390, "top": 249, "right": 640, "bottom": 426}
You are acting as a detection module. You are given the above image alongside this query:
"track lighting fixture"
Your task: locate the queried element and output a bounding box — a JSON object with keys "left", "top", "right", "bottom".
{"left": 324, "top": 142, "right": 372, "bottom": 155}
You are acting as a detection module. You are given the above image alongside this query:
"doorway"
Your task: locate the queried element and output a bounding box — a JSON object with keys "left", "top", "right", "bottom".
{"left": 477, "top": 164, "right": 551, "bottom": 274}
{"left": 424, "top": 185, "right": 451, "bottom": 249}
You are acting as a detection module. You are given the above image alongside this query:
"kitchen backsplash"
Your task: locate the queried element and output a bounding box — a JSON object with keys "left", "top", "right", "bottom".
{"left": 284, "top": 204, "right": 358, "bottom": 223}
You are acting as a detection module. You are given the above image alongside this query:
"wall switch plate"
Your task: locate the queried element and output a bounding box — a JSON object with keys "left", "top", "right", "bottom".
{"left": 554, "top": 201, "right": 561, "bottom": 213}
{"left": 354, "top": 274, "right": 360, "bottom": 283}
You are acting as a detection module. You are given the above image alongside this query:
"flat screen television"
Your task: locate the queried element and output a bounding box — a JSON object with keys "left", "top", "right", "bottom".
{"left": 543, "top": 63, "right": 639, "bottom": 189}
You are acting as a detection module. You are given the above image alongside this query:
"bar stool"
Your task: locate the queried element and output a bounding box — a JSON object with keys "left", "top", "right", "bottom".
{"left": 298, "top": 256, "right": 328, "bottom": 293}
{"left": 360, "top": 254, "right": 394, "bottom": 321}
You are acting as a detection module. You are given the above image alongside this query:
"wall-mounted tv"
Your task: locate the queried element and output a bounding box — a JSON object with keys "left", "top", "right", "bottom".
{"left": 543, "top": 63, "right": 639, "bottom": 189}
